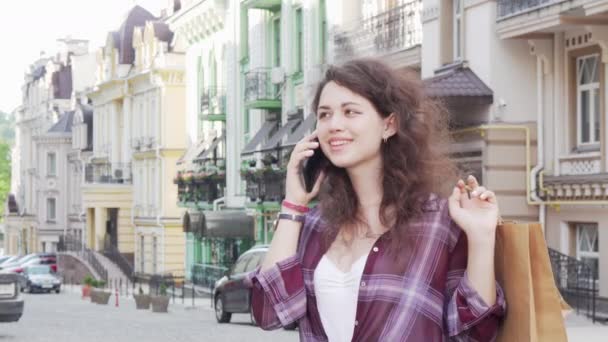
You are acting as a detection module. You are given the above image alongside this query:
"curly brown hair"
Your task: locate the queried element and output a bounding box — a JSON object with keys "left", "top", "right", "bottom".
{"left": 310, "top": 58, "right": 459, "bottom": 252}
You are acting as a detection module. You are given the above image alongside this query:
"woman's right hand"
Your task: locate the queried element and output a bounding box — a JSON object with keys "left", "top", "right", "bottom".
{"left": 285, "top": 131, "right": 326, "bottom": 206}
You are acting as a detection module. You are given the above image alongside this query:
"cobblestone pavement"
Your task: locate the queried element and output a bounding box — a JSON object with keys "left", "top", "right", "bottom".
{"left": 0, "top": 286, "right": 298, "bottom": 342}
{"left": 566, "top": 313, "right": 608, "bottom": 342}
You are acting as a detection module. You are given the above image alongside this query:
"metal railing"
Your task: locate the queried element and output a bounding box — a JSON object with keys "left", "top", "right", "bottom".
{"left": 102, "top": 242, "right": 134, "bottom": 281}
{"left": 191, "top": 263, "right": 229, "bottom": 289}
{"left": 332, "top": 0, "right": 422, "bottom": 63}
{"left": 548, "top": 247, "right": 599, "bottom": 322}
{"left": 497, "top": 0, "right": 568, "bottom": 19}
{"left": 84, "top": 162, "right": 132, "bottom": 184}
{"left": 200, "top": 87, "right": 226, "bottom": 115}
{"left": 58, "top": 234, "right": 108, "bottom": 281}
{"left": 245, "top": 68, "right": 280, "bottom": 103}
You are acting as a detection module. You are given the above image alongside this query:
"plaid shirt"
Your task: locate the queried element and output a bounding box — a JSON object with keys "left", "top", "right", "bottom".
{"left": 248, "top": 195, "right": 506, "bottom": 341}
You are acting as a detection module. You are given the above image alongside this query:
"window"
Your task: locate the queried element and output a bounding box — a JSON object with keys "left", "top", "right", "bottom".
{"left": 232, "top": 254, "right": 251, "bottom": 275}
{"left": 140, "top": 235, "right": 145, "bottom": 273}
{"left": 295, "top": 8, "right": 303, "bottom": 73}
{"left": 575, "top": 223, "right": 599, "bottom": 279}
{"left": 47, "top": 152, "right": 56, "bottom": 176}
{"left": 273, "top": 17, "right": 281, "bottom": 67}
{"left": 453, "top": 0, "right": 464, "bottom": 60}
{"left": 47, "top": 198, "right": 56, "bottom": 221}
{"left": 576, "top": 54, "right": 600, "bottom": 147}
{"left": 245, "top": 252, "right": 264, "bottom": 272}
{"left": 320, "top": 0, "right": 327, "bottom": 63}
{"left": 152, "top": 236, "right": 158, "bottom": 274}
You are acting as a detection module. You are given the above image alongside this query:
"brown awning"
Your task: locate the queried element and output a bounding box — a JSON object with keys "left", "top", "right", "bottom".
{"left": 284, "top": 113, "right": 316, "bottom": 147}
{"left": 202, "top": 210, "right": 254, "bottom": 239}
{"left": 424, "top": 61, "right": 493, "bottom": 105}
{"left": 241, "top": 120, "right": 278, "bottom": 155}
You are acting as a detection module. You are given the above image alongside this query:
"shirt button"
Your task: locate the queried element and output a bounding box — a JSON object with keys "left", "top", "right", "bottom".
{"left": 372, "top": 247, "right": 379, "bottom": 252}
{"left": 361, "top": 281, "right": 366, "bottom": 287}
{"left": 355, "top": 320, "right": 359, "bottom": 326}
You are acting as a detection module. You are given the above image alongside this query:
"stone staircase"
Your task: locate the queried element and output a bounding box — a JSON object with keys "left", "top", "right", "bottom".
{"left": 93, "top": 251, "right": 130, "bottom": 285}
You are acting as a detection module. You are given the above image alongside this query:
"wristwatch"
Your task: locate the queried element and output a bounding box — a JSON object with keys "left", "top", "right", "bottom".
{"left": 273, "top": 212, "right": 306, "bottom": 230}
{"left": 277, "top": 212, "right": 305, "bottom": 223}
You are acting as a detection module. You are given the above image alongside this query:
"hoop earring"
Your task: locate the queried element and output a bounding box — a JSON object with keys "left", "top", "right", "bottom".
{"left": 383, "top": 137, "right": 388, "bottom": 144}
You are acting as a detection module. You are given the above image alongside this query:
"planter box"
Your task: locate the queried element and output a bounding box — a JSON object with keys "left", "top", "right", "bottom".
{"left": 91, "top": 289, "right": 111, "bottom": 305}
{"left": 151, "top": 295, "right": 170, "bottom": 313}
{"left": 134, "top": 294, "right": 151, "bottom": 310}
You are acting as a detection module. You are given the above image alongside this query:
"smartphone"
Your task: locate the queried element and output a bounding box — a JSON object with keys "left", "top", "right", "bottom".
{"left": 302, "top": 140, "right": 329, "bottom": 192}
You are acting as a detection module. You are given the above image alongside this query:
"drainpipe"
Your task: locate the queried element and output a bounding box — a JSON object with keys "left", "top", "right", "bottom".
{"left": 529, "top": 40, "right": 550, "bottom": 229}
{"left": 213, "top": 197, "right": 225, "bottom": 211}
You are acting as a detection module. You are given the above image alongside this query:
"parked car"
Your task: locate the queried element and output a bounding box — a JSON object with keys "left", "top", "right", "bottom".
{"left": 0, "top": 254, "right": 56, "bottom": 274}
{"left": 213, "top": 245, "right": 297, "bottom": 330}
{"left": 0, "top": 273, "right": 24, "bottom": 322}
{"left": 0, "top": 255, "right": 21, "bottom": 267}
{"left": 21, "top": 265, "right": 61, "bottom": 294}
{"left": 0, "top": 256, "right": 13, "bottom": 265}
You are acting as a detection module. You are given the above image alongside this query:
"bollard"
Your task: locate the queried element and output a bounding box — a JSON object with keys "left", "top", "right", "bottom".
{"left": 115, "top": 287, "right": 119, "bottom": 307}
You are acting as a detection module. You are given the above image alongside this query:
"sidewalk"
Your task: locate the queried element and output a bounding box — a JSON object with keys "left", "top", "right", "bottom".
{"left": 61, "top": 283, "right": 215, "bottom": 312}
{"left": 565, "top": 313, "right": 608, "bottom": 341}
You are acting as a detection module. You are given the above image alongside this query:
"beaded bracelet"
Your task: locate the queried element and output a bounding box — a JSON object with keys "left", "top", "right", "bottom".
{"left": 281, "top": 199, "right": 310, "bottom": 213}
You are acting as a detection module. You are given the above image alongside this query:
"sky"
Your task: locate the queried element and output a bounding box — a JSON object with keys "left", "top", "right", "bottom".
{"left": 0, "top": 0, "right": 167, "bottom": 114}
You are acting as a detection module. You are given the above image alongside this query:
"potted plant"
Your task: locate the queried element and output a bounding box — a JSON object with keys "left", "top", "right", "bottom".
{"left": 82, "top": 275, "right": 94, "bottom": 298}
{"left": 151, "top": 283, "right": 170, "bottom": 313}
{"left": 133, "top": 285, "right": 151, "bottom": 310}
{"left": 90, "top": 280, "right": 111, "bottom": 305}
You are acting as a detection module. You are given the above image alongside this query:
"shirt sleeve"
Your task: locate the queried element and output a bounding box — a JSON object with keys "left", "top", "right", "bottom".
{"left": 444, "top": 227, "right": 506, "bottom": 342}
{"left": 247, "top": 254, "right": 307, "bottom": 330}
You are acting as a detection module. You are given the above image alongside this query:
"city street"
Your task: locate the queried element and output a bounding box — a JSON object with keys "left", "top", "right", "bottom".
{"left": 0, "top": 287, "right": 298, "bottom": 342}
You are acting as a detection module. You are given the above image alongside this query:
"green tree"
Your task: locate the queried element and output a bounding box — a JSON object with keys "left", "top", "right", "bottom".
{"left": 0, "top": 141, "right": 11, "bottom": 219}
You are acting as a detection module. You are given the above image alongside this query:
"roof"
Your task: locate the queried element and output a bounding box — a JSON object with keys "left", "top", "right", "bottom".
{"left": 32, "top": 65, "right": 46, "bottom": 82}
{"left": 48, "top": 111, "right": 75, "bottom": 133}
{"left": 52, "top": 64, "right": 72, "bottom": 99}
{"left": 424, "top": 61, "right": 493, "bottom": 104}
{"left": 116, "top": 6, "right": 156, "bottom": 64}
{"left": 6, "top": 194, "right": 18, "bottom": 214}
{"left": 152, "top": 22, "right": 174, "bottom": 44}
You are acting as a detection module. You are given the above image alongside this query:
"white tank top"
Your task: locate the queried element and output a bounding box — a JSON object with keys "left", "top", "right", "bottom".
{"left": 313, "top": 253, "right": 368, "bottom": 342}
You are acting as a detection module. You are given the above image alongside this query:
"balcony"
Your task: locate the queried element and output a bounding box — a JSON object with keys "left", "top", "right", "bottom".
{"left": 85, "top": 162, "right": 132, "bottom": 184}
{"left": 332, "top": 1, "right": 422, "bottom": 67}
{"left": 241, "top": 154, "right": 286, "bottom": 203}
{"left": 245, "top": 68, "right": 282, "bottom": 110}
{"left": 200, "top": 87, "right": 226, "bottom": 122}
{"left": 496, "top": 0, "right": 568, "bottom": 19}
{"left": 175, "top": 163, "right": 226, "bottom": 206}
{"left": 242, "top": 0, "right": 280, "bottom": 11}
{"left": 495, "top": 0, "right": 599, "bottom": 39}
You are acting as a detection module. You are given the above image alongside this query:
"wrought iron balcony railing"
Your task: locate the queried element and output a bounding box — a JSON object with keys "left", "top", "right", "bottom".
{"left": 200, "top": 87, "right": 226, "bottom": 115}
{"left": 333, "top": 0, "right": 422, "bottom": 63}
{"left": 245, "top": 68, "right": 281, "bottom": 104}
{"left": 549, "top": 247, "right": 600, "bottom": 322}
{"left": 496, "top": 0, "right": 568, "bottom": 19}
{"left": 85, "top": 162, "right": 132, "bottom": 184}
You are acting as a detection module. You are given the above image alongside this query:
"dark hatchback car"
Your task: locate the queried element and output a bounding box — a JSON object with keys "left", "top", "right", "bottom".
{"left": 213, "top": 246, "right": 298, "bottom": 329}
{"left": 0, "top": 273, "right": 24, "bottom": 322}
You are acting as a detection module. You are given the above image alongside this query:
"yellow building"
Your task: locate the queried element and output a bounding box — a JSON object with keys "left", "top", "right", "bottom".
{"left": 84, "top": 6, "right": 186, "bottom": 276}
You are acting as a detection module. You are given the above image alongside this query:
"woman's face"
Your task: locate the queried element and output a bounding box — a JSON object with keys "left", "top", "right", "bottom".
{"left": 316, "top": 81, "right": 394, "bottom": 170}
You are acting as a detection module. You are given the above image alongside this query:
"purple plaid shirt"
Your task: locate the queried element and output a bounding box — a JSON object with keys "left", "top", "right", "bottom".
{"left": 248, "top": 194, "right": 506, "bottom": 341}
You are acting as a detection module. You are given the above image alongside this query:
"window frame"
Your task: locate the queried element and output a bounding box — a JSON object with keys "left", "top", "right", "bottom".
{"left": 47, "top": 152, "right": 57, "bottom": 177}
{"left": 575, "top": 222, "right": 600, "bottom": 280}
{"left": 453, "top": 0, "right": 464, "bottom": 61}
{"left": 47, "top": 197, "right": 56, "bottom": 222}
{"left": 576, "top": 53, "right": 601, "bottom": 148}
{"left": 295, "top": 7, "right": 304, "bottom": 74}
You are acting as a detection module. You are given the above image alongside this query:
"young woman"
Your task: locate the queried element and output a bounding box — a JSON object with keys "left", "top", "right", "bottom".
{"left": 248, "top": 59, "right": 506, "bottom": 341}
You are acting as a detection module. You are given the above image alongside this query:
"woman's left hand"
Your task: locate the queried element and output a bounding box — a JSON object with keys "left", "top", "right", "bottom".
{"left": 448, "top": 175, "right": 500, "bottom": 243}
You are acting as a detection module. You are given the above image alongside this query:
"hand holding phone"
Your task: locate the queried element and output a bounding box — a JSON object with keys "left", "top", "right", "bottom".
{"left": 284, "top": 131, "right": 327, "bottom": 205}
